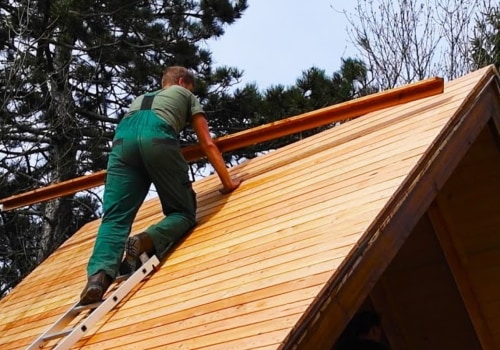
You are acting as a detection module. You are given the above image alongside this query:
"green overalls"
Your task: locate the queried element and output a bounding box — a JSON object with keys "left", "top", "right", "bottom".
{"left": 87, "top": 91, "right": 197, "bottom": 278}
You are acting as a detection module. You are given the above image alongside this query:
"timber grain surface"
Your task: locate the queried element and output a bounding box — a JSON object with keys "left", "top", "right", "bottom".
{"left": 0, "top": 67, "right": 495, "bottom": 349}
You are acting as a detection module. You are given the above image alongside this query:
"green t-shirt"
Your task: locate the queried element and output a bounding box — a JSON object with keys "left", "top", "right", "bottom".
{"left": 126, "top": 85, "right": 205, "bottom": 134}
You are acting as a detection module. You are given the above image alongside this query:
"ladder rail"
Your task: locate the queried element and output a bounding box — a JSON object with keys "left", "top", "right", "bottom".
{"left": 26, "top": 301, "right": 85, "bottom": 349}
{"left": 26, "top": 254, "right": 159, "bottom": 350}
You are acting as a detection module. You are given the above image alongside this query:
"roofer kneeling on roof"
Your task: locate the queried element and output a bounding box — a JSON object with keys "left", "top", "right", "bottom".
{"left": 79, "top": 66, "right": 242, "bottom": 305}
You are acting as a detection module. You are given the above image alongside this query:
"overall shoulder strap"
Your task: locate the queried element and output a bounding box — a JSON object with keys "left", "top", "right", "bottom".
{"left": 140, "top": 91, "right": 161, "bottom": 110}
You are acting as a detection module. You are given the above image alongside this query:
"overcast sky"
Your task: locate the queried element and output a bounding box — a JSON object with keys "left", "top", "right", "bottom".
{"left": 206, "top": 1, "right": 359, "bottom": 90}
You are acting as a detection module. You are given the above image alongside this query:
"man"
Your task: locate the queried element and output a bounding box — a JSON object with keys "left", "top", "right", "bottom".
{"left": 80, "top": 66, "right": 242, "bottom": 305}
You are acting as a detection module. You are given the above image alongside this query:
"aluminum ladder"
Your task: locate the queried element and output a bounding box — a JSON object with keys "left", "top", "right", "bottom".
{"left": 27, "top": 254, "right": 160, "bottom": 350}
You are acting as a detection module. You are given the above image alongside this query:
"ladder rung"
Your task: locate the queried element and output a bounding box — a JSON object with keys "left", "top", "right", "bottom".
{"left": 71, "top": 300, "right": 103, "bottom": 313}
{"left": 42, "top": 329, "right": 72, "bottom": 341}
{"left": 115, "top": 274, "right": 129, "bottom": 283}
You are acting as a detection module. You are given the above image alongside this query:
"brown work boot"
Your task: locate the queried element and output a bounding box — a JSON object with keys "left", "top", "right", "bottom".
{"left": 119, "top": 232, "right": 156, "bottom": 275}
{"left": 79, "top": 271, "right": 112, "bottom": 305}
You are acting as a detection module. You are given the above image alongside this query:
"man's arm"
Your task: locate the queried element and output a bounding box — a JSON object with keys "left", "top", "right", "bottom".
{"left": 191, "top": 113, "right": 242, "bottom": 194}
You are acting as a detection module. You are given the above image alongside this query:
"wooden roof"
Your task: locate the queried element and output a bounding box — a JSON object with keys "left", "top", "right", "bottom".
{"left": 0, "top": 65, "right": 498, "bottom": 350}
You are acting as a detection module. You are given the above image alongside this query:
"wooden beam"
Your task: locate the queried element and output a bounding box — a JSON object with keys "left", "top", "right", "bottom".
{"left": 489, "top": 80, "right": 500, "bottom": 149}
{"left": 491, "top": 78, "right": 500, "bottom": 135}
{"left": 0, "top": 77, "right": 444, "bottom": 212}
{"left": 428, "top": 202, "right": 498, "bottom": 350}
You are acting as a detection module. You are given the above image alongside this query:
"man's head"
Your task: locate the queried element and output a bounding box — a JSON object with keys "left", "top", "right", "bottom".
{"left": 162, "top": 66, "right": 195, "bottom": 91}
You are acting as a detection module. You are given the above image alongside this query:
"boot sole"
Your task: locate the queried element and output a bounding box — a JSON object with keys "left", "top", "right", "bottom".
{"left": 126, "top": 236, "right": 142, "bottom": 257}
{"left": 79, "top": 285, "right": 105, "bottom": 305}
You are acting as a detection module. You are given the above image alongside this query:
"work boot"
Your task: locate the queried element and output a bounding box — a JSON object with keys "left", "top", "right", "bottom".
{"left": 79, "top": 270, "right": 112, "bottom": 305}
{"left": 119, "top": 232, "right": 156, "bottom": 275}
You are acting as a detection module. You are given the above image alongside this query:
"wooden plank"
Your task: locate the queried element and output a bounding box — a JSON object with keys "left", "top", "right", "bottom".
{"left": 0, "top": 77, "right": 444, "bottom": 211}
{"left": 79, "top": 297, "right": 313, "bottom": 348}
{"left": 1, "top": 201, "right": 378, "bottom": 311}
{"left": 78, "top": 251, "right": 346, "bottom": 328}
{"left": 7, "top": 270, "right": 328, "bottom": 343}
{"left": 3, "top": 255, "right": 339, "bottom": 345}
{"left": 3, "top": 187, "right": 382, "bottom": 318}
{"left": 130, "top": 134, "right": 423, "bottom": 252}
{"left": 101, "top": 315, "right": 299, "bottom": 350}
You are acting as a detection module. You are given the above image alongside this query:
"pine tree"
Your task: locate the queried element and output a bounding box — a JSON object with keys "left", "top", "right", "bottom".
{"left": 0, "top": 0, "right": 247, "bottom": 297}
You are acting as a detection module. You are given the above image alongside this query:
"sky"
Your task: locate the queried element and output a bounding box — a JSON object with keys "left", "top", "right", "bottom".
{"left": 205, "top": 1, "right": 359, "bottom": 90}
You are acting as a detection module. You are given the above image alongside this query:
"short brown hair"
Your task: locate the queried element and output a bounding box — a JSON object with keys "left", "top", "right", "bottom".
{"left": 161, "top": 66, "right": 195, "bottom": 87}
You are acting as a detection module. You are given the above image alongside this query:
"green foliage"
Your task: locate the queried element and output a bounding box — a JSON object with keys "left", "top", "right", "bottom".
{"left": 470, "top": 5, "right": 500, "bottom": 71}
{"left": 0, "top": 0, "right": 247, "bottom": 297}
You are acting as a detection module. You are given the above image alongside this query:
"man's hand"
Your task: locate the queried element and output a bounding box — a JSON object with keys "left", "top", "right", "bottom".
{"left": 219, "top": 178, "right": 243, "bottom": 194}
